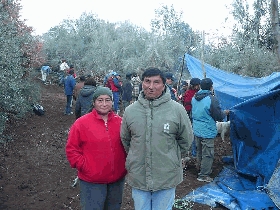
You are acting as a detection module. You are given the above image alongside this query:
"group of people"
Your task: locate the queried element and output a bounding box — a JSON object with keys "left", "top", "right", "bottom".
{"left": 103, "top": 71, "right": 142, "bottom": 113}
{"left": 65, "top": 66, "right": 229, "bottom": 210}
{"left": 57, "top": 60, "right": 93, "bottom": 116}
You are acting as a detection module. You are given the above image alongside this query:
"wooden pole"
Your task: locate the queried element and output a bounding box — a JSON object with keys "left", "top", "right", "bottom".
{"left": 201, "top": 31, "right": 206, "bottom": 78}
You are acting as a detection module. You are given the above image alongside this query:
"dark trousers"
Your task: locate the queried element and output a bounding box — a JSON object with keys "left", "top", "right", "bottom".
{"left": 79, "top": 177, "right": 125, "bottom": 210}
{"left": 65, "top": 95, "right": 72, "bottom": 114}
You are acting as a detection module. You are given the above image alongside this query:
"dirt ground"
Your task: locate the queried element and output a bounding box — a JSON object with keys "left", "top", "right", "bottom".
{"left": 0, "top": 78, "right": 232, "bottom": 210}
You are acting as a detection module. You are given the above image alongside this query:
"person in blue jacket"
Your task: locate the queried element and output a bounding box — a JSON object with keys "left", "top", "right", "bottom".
{"left": 191, "top": 78, "right": 229, "bottom": 182}
{"left": 40, "top": 65, "right": 52, "bottom": 84}
{"left": 64, "top": 69, "right": 76, "bottom": 115}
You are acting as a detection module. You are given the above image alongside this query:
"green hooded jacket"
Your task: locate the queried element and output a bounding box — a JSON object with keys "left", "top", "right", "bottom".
{"left": 121, "top": 88, "right": 193, "bottom": 191}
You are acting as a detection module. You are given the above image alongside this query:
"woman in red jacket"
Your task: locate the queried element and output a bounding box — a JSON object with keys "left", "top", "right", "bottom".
{"left": 66, "top": 87, "right": 127, "bottom": 210}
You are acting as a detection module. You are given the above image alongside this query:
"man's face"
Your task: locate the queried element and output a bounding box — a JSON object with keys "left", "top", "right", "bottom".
{"left": 142, "top": 75, "right": 165, "bottom": 100}
{"left": 166, "top": 78, "right": 173, "bottom": 85}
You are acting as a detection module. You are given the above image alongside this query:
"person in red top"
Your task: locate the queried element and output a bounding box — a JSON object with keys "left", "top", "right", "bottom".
{"left": 183, "top": 78, "right": 201, "bottom": 158}
{"left": 183, "top": 78, "right": 201, "bottom": 120}
{"left": 65, "top": 86, "right": 127, "bottom": 210}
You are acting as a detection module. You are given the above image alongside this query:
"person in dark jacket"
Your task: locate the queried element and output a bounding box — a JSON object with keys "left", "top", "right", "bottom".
{"left": 191, "top": 78, "right": 229, "bottom": 182}
{"left": 66, "top": 87, "right": 127, "bottom": 210}
{"left": 74, "top": 77, "right": 97, "bottom": 119}
{"left": 64, "top": 69, "right": 76, "bottom": 115}
{"left": 121, "top": 73, "right": 133, "bottom": 110}
{"left": 165, "top": 72, "right": 178, "bottom": 101}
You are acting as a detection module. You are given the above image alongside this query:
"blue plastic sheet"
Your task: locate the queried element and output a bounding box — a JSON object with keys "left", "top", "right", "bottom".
{"left": 181, "top": 54, "right": 280, "bottom": 209}
{"left": 185, "top": 54, "right": 280, "bottom": 110}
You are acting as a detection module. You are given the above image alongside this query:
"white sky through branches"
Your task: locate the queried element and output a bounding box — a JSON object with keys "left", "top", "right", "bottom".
{"left": 20, "top": 0, "right": 254, "bottom": 37}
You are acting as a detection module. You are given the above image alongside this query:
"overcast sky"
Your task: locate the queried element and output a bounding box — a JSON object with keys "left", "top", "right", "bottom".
{"left": 19, "top": 0, "right": 252, "bottom": 36}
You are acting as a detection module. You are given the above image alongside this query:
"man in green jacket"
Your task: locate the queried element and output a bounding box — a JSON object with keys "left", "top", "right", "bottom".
{"left": 121, "top": 67, "right": 193, "bottom": 210}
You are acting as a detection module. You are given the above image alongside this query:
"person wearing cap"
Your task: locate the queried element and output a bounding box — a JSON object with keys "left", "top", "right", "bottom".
{"left": 40, "top": 65, "right": 52, "bottom": 84}
{"left": 191, "top": 78, "right": 229, "bottom": 183}
{"left": 121, "top": 67, "right": 193, "bottom": 210}
{"left": 165, "top": 72, "right": 178, "bottom": 101}
{"left": 66, "top": 86, "right": 127, "bottom": 210}
{"left": 121, "top": 73, "right": 133, "bottom": 111}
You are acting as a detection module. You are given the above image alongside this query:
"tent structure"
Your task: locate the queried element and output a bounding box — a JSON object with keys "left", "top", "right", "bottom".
{"left": 184, "top": 54, "right": 280, "bottom": 110}
{"left": 179, "top": 54, "right": 280, "bottom": 209}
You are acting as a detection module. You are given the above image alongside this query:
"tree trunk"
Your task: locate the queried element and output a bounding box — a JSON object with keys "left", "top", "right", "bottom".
{"left": 271, "top": 0, "right": 280, "bottom": 64}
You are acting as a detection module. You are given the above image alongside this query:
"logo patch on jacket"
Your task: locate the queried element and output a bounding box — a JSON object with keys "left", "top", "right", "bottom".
{"left": 163, "top": 123, "right": 170, "bottom": 133}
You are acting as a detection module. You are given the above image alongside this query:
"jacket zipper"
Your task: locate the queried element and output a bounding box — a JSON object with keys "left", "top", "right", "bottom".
{"left": 149, "top": 101, "right": 153, "bottom": 120}
{"left": 105, "top": 121, "right": 108, "bottom": 131}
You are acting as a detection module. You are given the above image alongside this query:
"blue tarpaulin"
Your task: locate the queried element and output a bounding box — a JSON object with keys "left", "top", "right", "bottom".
{"left": 185, "top": 54, "right": 280, "bottom": 110}
{"left": 181, "top": 54, "right": 280, "bottom": 209}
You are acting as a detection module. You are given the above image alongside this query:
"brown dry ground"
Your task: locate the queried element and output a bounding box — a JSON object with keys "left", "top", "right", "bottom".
{"left": 0, "top": 76, "right": 232, "bottom": 209}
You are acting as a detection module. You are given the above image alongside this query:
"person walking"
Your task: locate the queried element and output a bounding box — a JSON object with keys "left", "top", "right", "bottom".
{"left": 63, "top": 69, "right": 76, "bottom": 115}
{"left": 74, "top": 77, "right": 97, "bottom": 119}
{"left": 121, "top": 67, "right": 193, "bottom": 210}
{"left": 66, "top": 87, "right": 127, "bottom": 210}
{"left": 191, "top": 78, "right": 229, "bottom": 182}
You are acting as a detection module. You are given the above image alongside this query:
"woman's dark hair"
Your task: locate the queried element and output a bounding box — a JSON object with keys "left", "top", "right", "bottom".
{"left": 141, "top": 67, "right": 166, "bottom": 84}
{"left": 84, "top": 77, "right": 96, "bottom": 86}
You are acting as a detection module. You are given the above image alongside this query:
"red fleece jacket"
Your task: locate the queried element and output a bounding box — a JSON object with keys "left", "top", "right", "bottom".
{"left": 66, "top": 109, "right": 127, "bottom": 183}
{"left": 183, "top": 89, "right": 198, "bottom": 112}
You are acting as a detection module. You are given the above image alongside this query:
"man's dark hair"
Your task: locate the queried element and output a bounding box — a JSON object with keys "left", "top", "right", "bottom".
{"left": 84, "top": 77, "right": 96, "bottom": 86}
{"left": 141, "top": 67, "right": 166, "bottom": 84}
{"left": 79, "top": 76, "right": 86, "bottom": 81}
{"left": 69, "top": 69, "right": 74, "bottom": 75}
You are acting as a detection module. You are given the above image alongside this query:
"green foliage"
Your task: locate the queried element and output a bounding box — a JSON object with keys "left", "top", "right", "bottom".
{"left": 42, "top": 8, "right": 197, "bottom": 76}
{"left": 198, "top": 0, "right": 279, "bottom": 77}
{"left": 0, "top": 0, "right": 41, "bottom": 139}
{"left": 40, "top": 2, "right": 279, "bottom": 81}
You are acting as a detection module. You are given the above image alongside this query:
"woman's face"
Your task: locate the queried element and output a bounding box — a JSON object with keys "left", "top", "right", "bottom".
{"left": 93, "top": 95, "right": 113, "bottom": 115}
